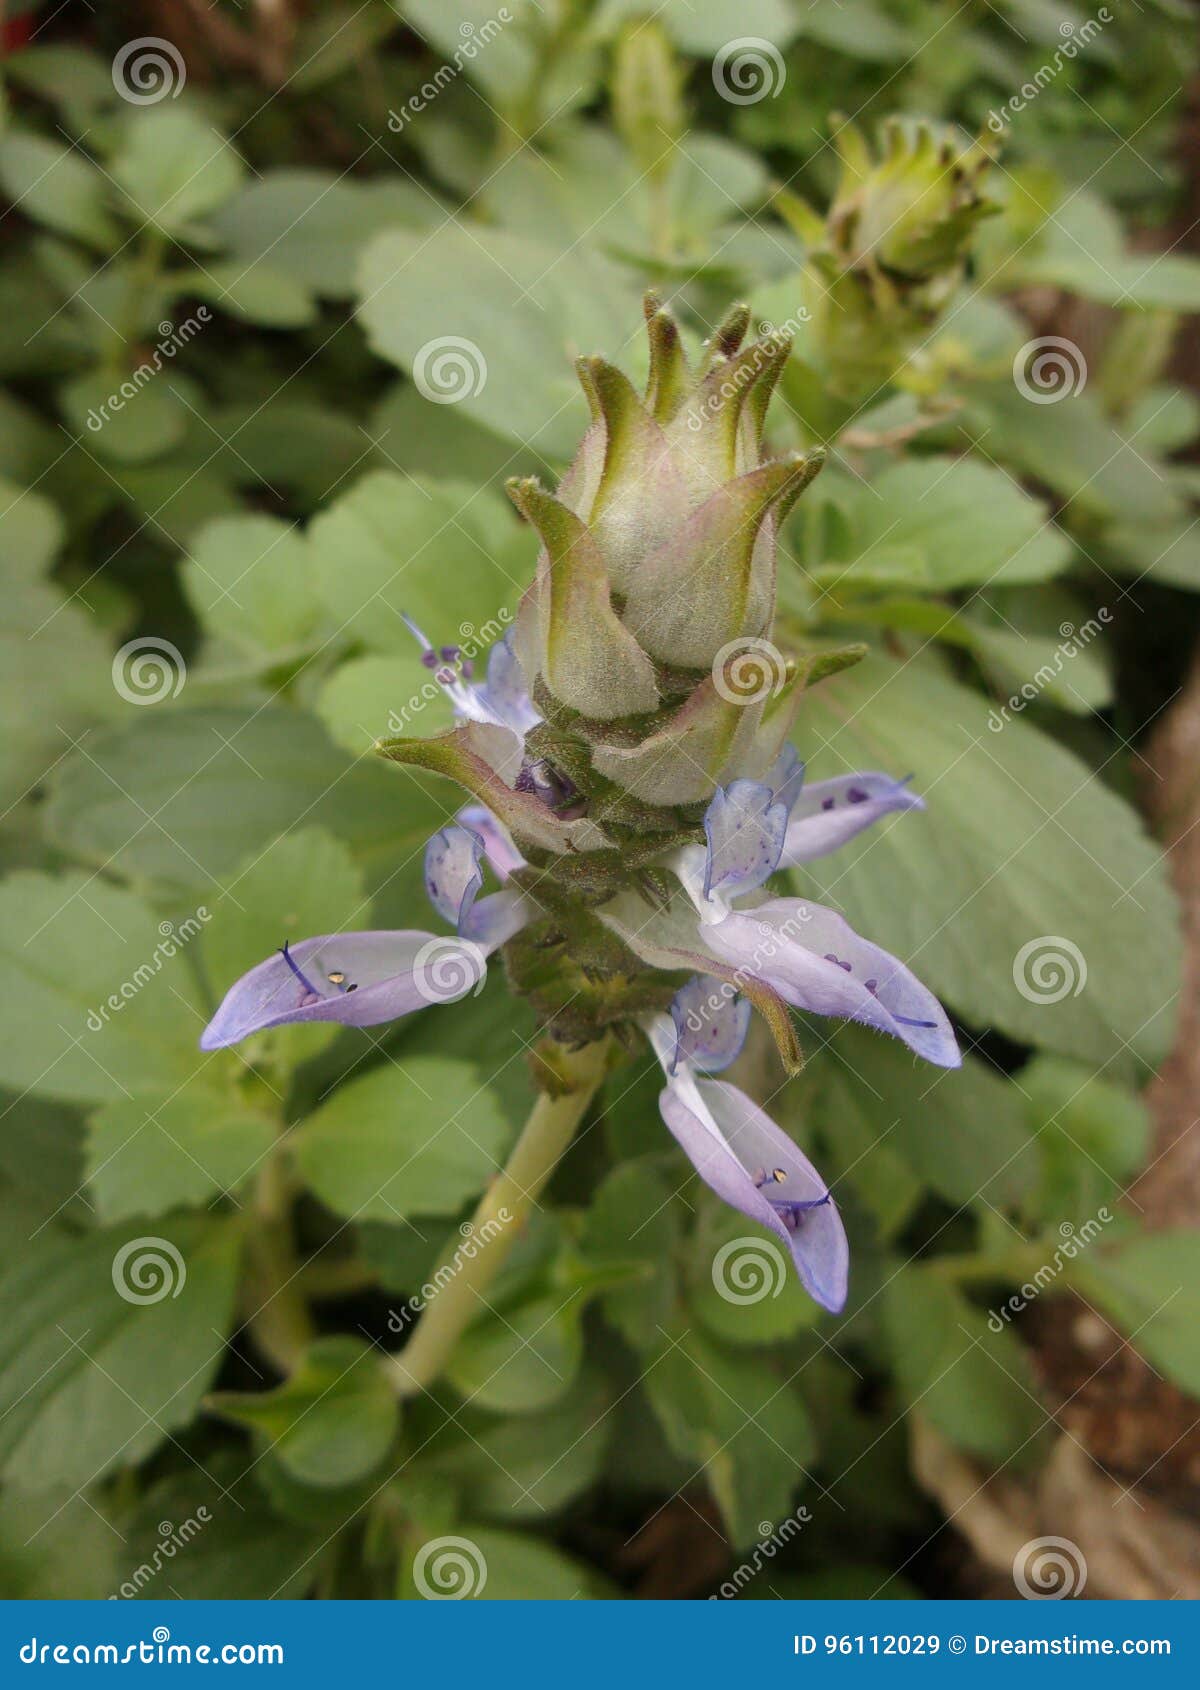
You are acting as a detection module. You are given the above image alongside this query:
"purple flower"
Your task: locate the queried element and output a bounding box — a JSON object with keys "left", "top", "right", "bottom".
{"left": 201, "top": 822, "right": 529, "bottom": 1051}
{"left": 648, "top": 998, "right": 849, "bottom": 1313}
{"left": 201, "top": 616, "right": 948, "bottom": 1319}
{"left": 606, "top": 757, "right": 960, "bottom": 1070}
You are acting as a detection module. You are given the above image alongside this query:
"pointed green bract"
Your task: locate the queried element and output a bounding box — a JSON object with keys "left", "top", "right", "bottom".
{"left": 507, "top": 477, "right": 659, "bottom": 719}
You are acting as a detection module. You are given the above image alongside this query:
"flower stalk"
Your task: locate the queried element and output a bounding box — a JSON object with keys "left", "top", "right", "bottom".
{"left": 385, "top": 1038, "right": 610, "bottom": 1397}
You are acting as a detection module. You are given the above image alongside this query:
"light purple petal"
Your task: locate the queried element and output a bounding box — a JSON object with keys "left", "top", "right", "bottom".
{"left": 477, "top": 631, "right": 541, "bottom": 736}
{"left": 424, "top": 825, "right": 484, "bottom": 930}
{"left": 766, "top": 745, "right": 805, "bottom": 817}
{"left": 668, "top": 977, "right": 751, "bottom": 1073}
{"left": 461, "top": 889, "right": 530, "bottom": 950}
{"left": 653, "top": 1054, "right": 848, "bottom": 1313}
{"left": 200, "top": 930, "right": 464, "bottom": 1050}
{"left": 457, "top": 805, "right": 526, "bottom": 882}
{"left": 703, "top": 897, "right": 961, "bottom": 1069}
{"left": 703, "top": 779, "right": 790, "bottom": 901}
{"left": 778, "top": 772, "right": 924, "bottom": 866}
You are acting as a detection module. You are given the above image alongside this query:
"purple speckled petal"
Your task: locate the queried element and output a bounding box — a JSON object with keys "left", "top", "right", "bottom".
{"left": 703, "top": 779, "right": 790, "bottom": 901}
{"left": 778, "top": 771, "right": 924, "bottom": 866}
{"left": 703, "top": 897, "right": 960, "bottom": 1069}
{"left": 668, "top": 976, "right": 751, "bottom": 1073}
{"left": 200, "top": 930, "right": 453, "bottom": 1050}
{"left": 456, "top": 805, "right": 526, "bottom": 882}
{"left": 424, "top": 825, "right": 484, "bottom": 931}
{"left": 648, "top": 1024, "right": 847, "bottom": 1313}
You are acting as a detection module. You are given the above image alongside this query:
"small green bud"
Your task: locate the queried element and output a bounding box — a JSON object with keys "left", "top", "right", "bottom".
{"left": 611, "top": 18, "right": 685, "bottom": 185}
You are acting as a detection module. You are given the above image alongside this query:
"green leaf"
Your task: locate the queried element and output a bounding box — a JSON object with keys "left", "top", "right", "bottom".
{"left": 598, "top": 0, "right": 799, "bottom": 56}
{"left": 0, "top": 131, "right": 118, "bottom": 249}
{"left": 968, "top": 382, "right": 1183, "bottom": 531}
{"left": 444, "top": 1291, "right": 584, "bottom": 1415}
{"left": 4, "top": 47, "right": 122, "bottom": 133}
{"left": 294, "top": 1056, "right": 511, "bottom": 1222}
{"left": 110, "top": 107, "right": 244, "bottom": 233}
{"left": 582, "top": 1160, "right": 679, "bottom": 1348}
{"left": 1103, "top": 514, "right": 1200, "bottom": 592}
{"left": 357, "top": 223, "right": 645, "bottom": 456}
{"left": 2, "top": 572, "right": 118, "bottom": 811}
{"left": 206, "top": 400, "right": 368, "bottom": 507}
{"left": 183, "top": 514, "right": 324, "bottom": 656}
{"left": 60, "top": 370, "right": 188, "bottom": 465}
{"left": 0, "top": 1486, "right": 118, "bottom": 1598}
{"left": 643, "top": 1328, "right": 815, "bottom": 1547}
{"left": 0, "top": 872, "right": 206, "bottom": 1104}
{"left": 685, "top": 1200, "right": 820, "bottom": 1346}
{"left": 0, "top": 472, "right": 64, "bottom": 579}
{"left": 812, "top": 456, "right": 1072, "bottom": 592}
{"left": 819, "top": 1032, "right": 1039, "bottom": 1213}
{"left": 210, "top": 169, "right": 438, "bottom": 298}
{"left": 0, "top": 1093, "right": 87, "bottom": 1247}
{"left": 43, "top": 707, "right": 448, "bottom": 896}
{"left": 316, "top": 653, "right": 453, "bottom": 757}
{"left": 209, "top": 1336, "right": 398, "bottom": 1488}
{"left": 420, "top": 1368, "right": 612, "bottom": 1519}
{"left": 116, "top": 1459, "right": 320, "bottom": 1599}
{"left": 1012, "top": 190, "right": 1200, "bottom": 310}
{"left": 882, "top": 1265, "right": 1046, "bottom": 1462}
{"left": 309, "top": 470, "right": 530, "bottom": 653}
{"left": 1077, "top": 1232, "right": 1200, "bottom": 1398}
{"left": 401, "top": 1524, "right": 596, "bottom": 1600}
{"left": 1020, "top": 1055, "right": 1149, "bottom": 1229}
{"left": 794, "top": 654, "right": 1180, "bottom": 1071}
{"left": 181, "top": 262, "right": 317, "bottom": 329}
{"left": 0, "top": 1214, "right": 241, "bottom": 1489}
{"left": 86, "top": 1085, "right": 276, "bottom": 1222}
{"left": 370, "top": 382, "right": 534, "bottom": 490}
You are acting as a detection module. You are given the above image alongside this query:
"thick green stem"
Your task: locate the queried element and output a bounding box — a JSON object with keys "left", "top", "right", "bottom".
{"left": 243, "top": 1141, "right": 315, "bottom": 1375}
{"left": 386, "top": 1040, "right": 609, "bottom": 1397}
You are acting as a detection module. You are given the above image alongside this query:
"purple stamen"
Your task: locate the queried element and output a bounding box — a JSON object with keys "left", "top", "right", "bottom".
{"left": 864, "top": 978, "right": 878, "bottom": 993}
{"left": 821, "top": 796, "right": 836, "bottom": 811}
{"left": 280, "top": 940, "right": 322, "bottom": 1003}
{"left": 847, "top": 787, "right": 868, "bottom": 803}
{"left": 772, "top": 1194, "right": 832, "bottom": 1228}
{"left": 823, "top": 953, "right": 853, "bottom": 972}
{"left": 440, "top": 645, "right": 461, "bottom": 662}
{"left": 894, "top": 1014, "right": 937, "bottom": 1028}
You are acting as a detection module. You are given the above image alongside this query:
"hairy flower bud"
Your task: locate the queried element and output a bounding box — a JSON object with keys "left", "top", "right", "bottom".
{"left": 504, "top": 294, "right": 827, "bottom": 808}
{"left": 797, "top": 117, "right": 999, "bottom": 406}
